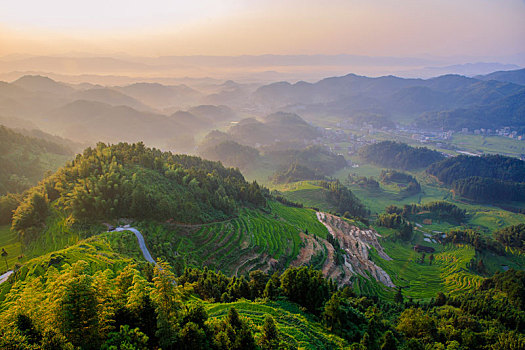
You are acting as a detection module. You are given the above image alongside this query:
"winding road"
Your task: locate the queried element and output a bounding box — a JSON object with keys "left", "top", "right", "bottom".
{"left": 0, "top": 226, "right": 157, "bottom": 286}
{"left": 0, "top": 270, "right": 13, "bottom": 284}
{"left": 114, "top": 226, "right": 157, "bottom": 265}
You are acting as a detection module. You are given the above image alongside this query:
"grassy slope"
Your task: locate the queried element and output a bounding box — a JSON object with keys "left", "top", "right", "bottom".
{"left": 0, "top": 230, "right": 142, "bottom": 308}
{"left": 0, "top": 226, "right": 21, "bottom": 274}
{"left": 207, "top": 300, "right": 346, "bottom": 349}
{"left": 272, "top": 182, "right": 338, "bottom": 213}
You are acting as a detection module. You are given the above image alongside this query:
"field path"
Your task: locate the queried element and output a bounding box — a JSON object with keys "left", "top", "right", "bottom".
{"left": 114, "top": 227, "right": 156, "bottom": 265}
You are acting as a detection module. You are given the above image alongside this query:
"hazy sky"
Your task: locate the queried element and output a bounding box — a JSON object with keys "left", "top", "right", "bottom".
{"left": 1, "top": 0, "right": 524, "bottom": 57}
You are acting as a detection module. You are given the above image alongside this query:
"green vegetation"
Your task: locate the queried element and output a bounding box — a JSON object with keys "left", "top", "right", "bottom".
{"left": 1, "top": 231, "right": 524, "bottom": 349}
{"left": 449, "top": 133, "right": 525, "bottom": 158}
{"left": 274, "top": 180, "right": 368, "bottom": 219}
{"left": 270, "top": 163, "right": 325, "bottom": 184}
{"left": 207, "top": 300, "right": 344, "bottom": 349}
{"left": 139, "top": 207, "right": 305, "bottom": 275}
{"left": 198, "top": 132, "right": 261, "bottom": 171}
{"left": 268, "top": 201, "right": 329, "bottom": 238}
{"left": 0, "top": 132, "right": 523, "bottom": 349}
{"left": 11, "top": 142, "right": 267, "bottom": 245}
{"left": 274, "top": 181, "right": 339, "bottom": 213}
{"left": 494, "top": 223, "right": 525, "bottom": 251}
{"left": 379, "top": 170, "right": 421, "bottom": 197}
{"left": 358, "top": 141, "right": 444, "bottom": 170}
{"left": 0, "top": 125, "right": 72, "bottom": 195}
{"left": 427, "top": 154, "right": 525, "bottom": 184}
{"left": 428, "top": 154, "right": 525, "bottom": 203}
{"left": 386, "top": 201, "right": 466, "bottom": 224}
{"left": 0, "top": 226, "right": 22, "bottom": 274}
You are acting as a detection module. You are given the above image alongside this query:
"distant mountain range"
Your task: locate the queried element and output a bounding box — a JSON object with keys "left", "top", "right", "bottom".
{"left": 1, "top": 69, "right": 524, "bottom": 150}
{"left": 253, "top": 69, "right": 525, "bottom": 131}
{"left": 0, "top": 75, "right": 238, "bottom": 150}
{"left": 1, "top": 53, "right": 523, "bottom": 82}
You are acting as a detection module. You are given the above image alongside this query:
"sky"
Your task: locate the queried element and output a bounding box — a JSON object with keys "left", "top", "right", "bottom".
{"left": 0, "top": 0, "right": 524, "bottom": 58}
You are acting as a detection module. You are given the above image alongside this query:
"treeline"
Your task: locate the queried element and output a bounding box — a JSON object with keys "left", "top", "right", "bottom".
{"left": 494, "top": 224, "right": 525, "bottom": 251}
{"left": 0, "top": 193, "right": 22, "bottom": 225}
{"left": 347, "top": 174, "right": 381, "bottom": 190}
{"left": 444, "top": 229, "right": 505, "bottom": 255}
{"left": 358, "top": 141, "right": 444, "bottom": 170}
{"left": 11, "top": 142, "right": 268, "bottom": 243}
{"left": 427, "top": 154, "right": 525, "bottom": 202}
{"left": 2, "top": 260, "right": 524, "bottom": 349}
{"left": 386, "top": 201, "right": 466, "bottom": 223}
{"left": 0, "top": 125, "right": 73, "bottom": 195}
{"left": 427, "top": 154, "right": 525, "bottom": 185}
{"left": 376, "top": 213, "right": 413, "bottom": 241}
{"left": 451, "top": 176, "right": 525, "bottom": 202}
{"left": 317, "top": 180, "right": 370, "bottom": 219}
{"left": 273, "top": 195, "right": 304, "bottom": 208}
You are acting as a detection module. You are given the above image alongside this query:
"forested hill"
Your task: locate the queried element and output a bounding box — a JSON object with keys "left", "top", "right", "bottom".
{"left": 0, "top": 125, "right": 73, "bottom": 195}
{"left": 11, "top": 142, "right": 267, "bottom": 243}
{"left": 427, "top": 154, "right": 525, "bottom": 202}
{"left": 427, "top": 154, "right": 525, "bottom": 185}
{"left": 358, "top": 141, "right": 444, "bottom": 170}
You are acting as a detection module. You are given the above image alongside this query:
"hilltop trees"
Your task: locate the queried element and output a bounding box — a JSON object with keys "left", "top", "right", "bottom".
{"left": 11, "top": 142, "right": 268, "bottom": 243}
{"left": 358, "top": 141, "right": 444, "bottom": 170}
{"left": 427, "top": 154, "right": 525, "bottom": 203}
{"left": 494, "top": 224, "right": 525, "bottom": 251}
{"left": 318, "top": 180, "right": 369, "bottom": 219}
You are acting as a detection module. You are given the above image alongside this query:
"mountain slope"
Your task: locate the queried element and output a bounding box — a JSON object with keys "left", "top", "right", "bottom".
{"left": 476, "top": 68, "right": 525, "bottom": 86}
{"left": 0, "top": 125, "right": 73, "bottom": 195}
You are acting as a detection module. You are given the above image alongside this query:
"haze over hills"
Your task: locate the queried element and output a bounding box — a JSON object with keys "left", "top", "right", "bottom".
{"left": 1, "top": 69, "right": 524, "bottom": 155}
{"left": 476, "top": 68, "right": 525, "bottom": 86}
{"left": 1, "top": 0, "right": 525, "bottom": 348}
{"left": 0, "top": 54, "right": 523, "bottom": 83}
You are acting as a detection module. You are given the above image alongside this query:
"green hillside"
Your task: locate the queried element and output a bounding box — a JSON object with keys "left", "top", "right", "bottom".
{"left": 1, "top": 224, "right": 523, "bottom": 349}
{"left": 0, "top": 141, "right": 524, "bottom": 349}
{"left": 0, "top": 125, "right": 73, "bottom": 195}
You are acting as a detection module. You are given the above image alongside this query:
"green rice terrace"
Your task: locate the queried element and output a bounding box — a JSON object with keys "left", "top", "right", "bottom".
{"left": 136, "top": 201, "right": 338, "bottom": 276}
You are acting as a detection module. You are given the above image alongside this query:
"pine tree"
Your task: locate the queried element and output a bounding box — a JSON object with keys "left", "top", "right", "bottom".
{"left": 57, "top": 271, "right": 99, "bottom": 349}
{"left": 151, "top": 260, "right": 180, "bottom": 349}
{"left": 259, "top": 315, "right": 279, "bottom": 349}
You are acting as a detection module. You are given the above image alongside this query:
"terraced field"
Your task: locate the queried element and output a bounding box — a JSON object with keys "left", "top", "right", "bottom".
{"left": 367, "top": 239, "right": 483, "bottom": 300}
{"left": 141, "top": 203, "right": 325, "bottom": 275}
{"left": 207, "top": 300, "right": 346, "bottom": 349}
{"left": 269, "top": 201, "right": 329, "bottom": 238}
